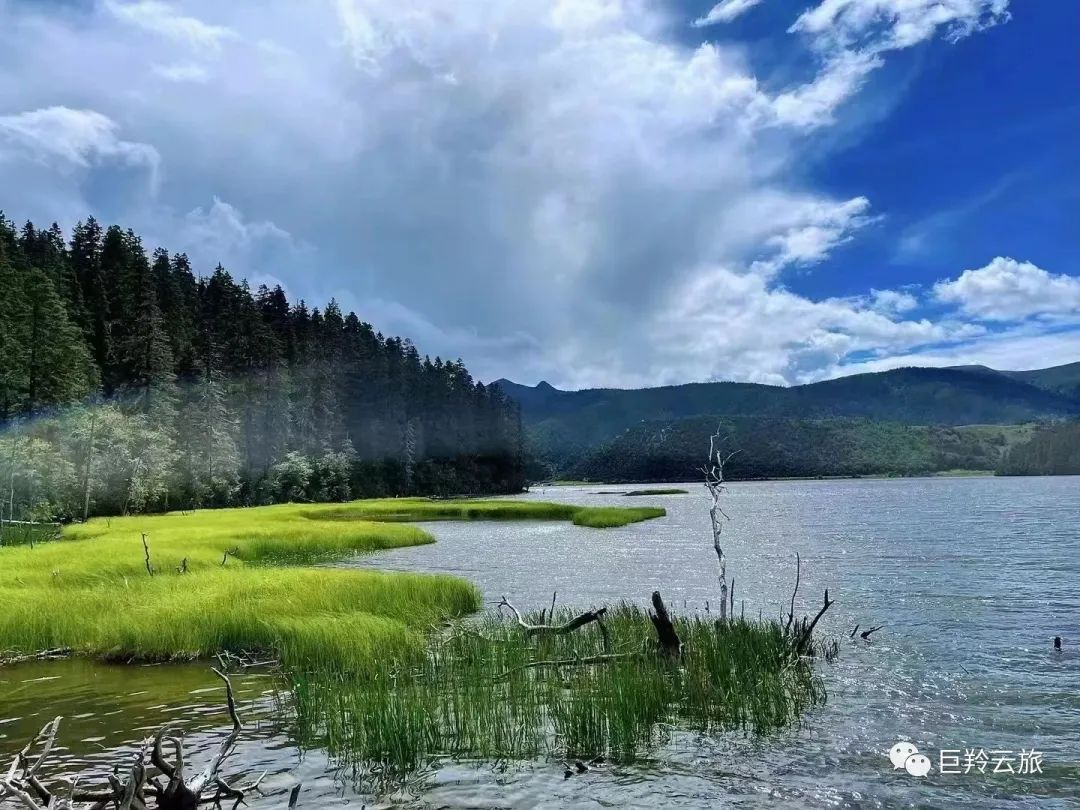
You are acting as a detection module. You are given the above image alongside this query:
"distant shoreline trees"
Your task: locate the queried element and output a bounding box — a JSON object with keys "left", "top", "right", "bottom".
{"left": 0, "top": 212, "right": 523, "bottom": 522}
{"left": 997, "top": 420, "right": 1080, "bottom": 476}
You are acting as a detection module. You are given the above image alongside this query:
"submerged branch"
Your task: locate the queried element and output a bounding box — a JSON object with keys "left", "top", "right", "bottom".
{"left": 0, "top": 669, "right": 299, "bottom": 809}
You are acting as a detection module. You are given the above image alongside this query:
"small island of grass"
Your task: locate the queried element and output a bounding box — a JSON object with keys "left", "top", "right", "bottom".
{"left": 623, "top": 487, "right": 690, "bottom": 496}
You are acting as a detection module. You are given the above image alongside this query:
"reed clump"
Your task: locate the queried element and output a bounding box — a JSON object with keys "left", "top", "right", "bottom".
{"left": 290, "top": 604, "right": 826, "bottom": 782}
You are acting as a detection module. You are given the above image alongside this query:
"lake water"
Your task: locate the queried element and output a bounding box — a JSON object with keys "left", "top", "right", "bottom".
{"left": 3, "top": 477, "right": 1078, "bottom": 807}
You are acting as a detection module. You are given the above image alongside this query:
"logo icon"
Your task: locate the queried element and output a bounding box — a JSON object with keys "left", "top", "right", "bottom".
{"left": 889, "top": 742, "right": 932, "bottom": 777}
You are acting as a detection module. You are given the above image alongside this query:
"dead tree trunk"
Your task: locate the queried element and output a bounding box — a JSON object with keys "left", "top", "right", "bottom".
{"left": 648, "top": 591, "right": 681, "bottom": 657}
{"left": 701, "top": 429, "right": 738, "bottom": 622}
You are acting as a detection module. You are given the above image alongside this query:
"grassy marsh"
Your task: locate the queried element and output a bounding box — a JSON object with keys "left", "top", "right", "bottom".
{"left": 623, "top": 488, "right": 689, "bottom": 496}
{"left": 291, "top": 604, "right": 826, "bottom": 781}
{"left": 0, "top": 498, "right": 664, "bottom": 666}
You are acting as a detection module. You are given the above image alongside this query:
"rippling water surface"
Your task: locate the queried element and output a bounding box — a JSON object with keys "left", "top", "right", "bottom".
{"left": 3, "top": 477, "right": 1078, "bottom": 807}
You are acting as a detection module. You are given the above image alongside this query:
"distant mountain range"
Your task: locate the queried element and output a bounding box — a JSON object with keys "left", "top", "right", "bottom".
{"left": 494, "top": 363, "right": 1080, "bottom": 480}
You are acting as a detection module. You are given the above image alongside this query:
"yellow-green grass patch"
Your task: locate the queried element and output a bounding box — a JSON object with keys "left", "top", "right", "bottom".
{"left": 0, "top": 498, "right": 664, "bottom": 668}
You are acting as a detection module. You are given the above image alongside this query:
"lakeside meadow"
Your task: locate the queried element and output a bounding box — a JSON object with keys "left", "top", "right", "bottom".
{"left": 0, "top": 498, "right": 664, "bottom": 669}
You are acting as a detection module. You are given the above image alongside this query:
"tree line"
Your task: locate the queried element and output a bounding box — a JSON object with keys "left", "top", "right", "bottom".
{"left": 997, "top": 420, "right": 1080, "bottom": 476}
{"left": 558, "top": 416, "right": 1024, "bottom": 482}
{"left": 0, "top": 212, "right": 524, "bottom": 523}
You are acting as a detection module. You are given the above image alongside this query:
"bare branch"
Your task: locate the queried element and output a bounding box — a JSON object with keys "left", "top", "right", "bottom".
{"left": 494, "top": 597, "right": 607, "bottom": 637}
{"left": 786, "top": 552, "right": 800, "bottom": 635}
{"left": 796, "top": 589, "right": 835, "bottom": 655}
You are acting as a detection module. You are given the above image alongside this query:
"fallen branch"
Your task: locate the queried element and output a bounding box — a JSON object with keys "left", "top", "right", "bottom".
{"left": 860, "top": 625, "right": 884, "bottom": 641}
{"left": 495, "top": 597, "right": 607, "bottom": 637}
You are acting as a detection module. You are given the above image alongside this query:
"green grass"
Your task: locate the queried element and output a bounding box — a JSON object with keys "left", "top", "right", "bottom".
{"left": 291, "top": 604, "right": 826, "bottom": 782}
{"left": 0, "top": 498, "right": 664, "bottom": 666}
{"left": 623, "top": 488, "right": 689, "bottom": 496}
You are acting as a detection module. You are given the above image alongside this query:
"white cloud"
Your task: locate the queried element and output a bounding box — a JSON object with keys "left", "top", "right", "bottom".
{"left": 693, "top": 0, "right": 764, "bottom": 27}
{"left": 0, "top": 0, "right": 1049, "bottom": 389}
{"left": 104, "top": 0, "right": 236, "bottom": 51}
{"left": 790, "top": 0, "right": 1011, "bottom": 53}
{"left": 152, "top": 61, "right": 211, "bottom": 83}
{"left": 174, "top": 197, "right": 311, "bottom": 280}
{"left": 870, "top": 288, "right": 918, "bottom": 314}
{"left": 825, "top": 327, "right": 1080, "bottom": 379}
{"left": 777, "top": 0, "right": 1011, "bottom": 128}
{"left": 0, "top": 106, "right": 160, "bottom": 179}
{"left": 753, "top": 195, "right": 876, "bottom": 275}
{"left": 934, "top": 257, "right": 1080, "bottom": 322}
{"left": 643, "top": 265, "right": 952, "bottom": 387}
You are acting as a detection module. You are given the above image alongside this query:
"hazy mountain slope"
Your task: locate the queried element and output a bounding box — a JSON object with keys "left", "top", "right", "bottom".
{"left": 570, "top": 418, "right": 1033, "bottom": 482}
{"left": 495, "top": 364, "right": 1080, "bottom": 478}
{"left": 1004, "top": 361, "right": 1080, "bottom": 398}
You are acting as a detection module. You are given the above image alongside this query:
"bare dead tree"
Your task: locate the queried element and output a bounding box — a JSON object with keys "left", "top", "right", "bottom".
{"left": 795, "top": 589, "right": 835, "bottom": 656}
{"left": 701, "top": 428, "right": 738, "bottom": 621}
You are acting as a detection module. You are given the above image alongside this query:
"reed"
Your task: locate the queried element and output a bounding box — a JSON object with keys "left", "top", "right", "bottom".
{"left": 289, "top": 604, "right": 826, "bottom": 783}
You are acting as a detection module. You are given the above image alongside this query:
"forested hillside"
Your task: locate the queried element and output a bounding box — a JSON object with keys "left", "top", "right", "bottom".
{"left": 567, "top": 417, "right": 1031, "bottom": 482}
{"left": 0, "top": 213, "right": 524, "bottom": 521}
{"left": 997, "top": 420, "right": 1080, "bottom": 476}
{"left": 502, "top": 366, "right": 1080, "bottom": 478}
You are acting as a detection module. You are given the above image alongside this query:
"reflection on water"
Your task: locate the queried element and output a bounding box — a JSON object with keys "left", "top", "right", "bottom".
{"left": 3, "top": 476, "right": 1079, "bottom": 807}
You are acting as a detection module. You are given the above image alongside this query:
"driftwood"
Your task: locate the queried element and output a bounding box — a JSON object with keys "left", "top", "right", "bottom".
{"left": 495, "top": 596, "right": 608, "bottom": 638}
{"left": 0, "top": 668, "right": 300, "bottom": 809}
{"left": 493, "top": 591, "right": 681, "bottom": 679}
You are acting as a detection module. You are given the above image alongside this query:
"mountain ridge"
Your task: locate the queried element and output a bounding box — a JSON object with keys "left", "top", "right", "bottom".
{"left": 493, "top": 363, "right": 1080, "bottom": 479}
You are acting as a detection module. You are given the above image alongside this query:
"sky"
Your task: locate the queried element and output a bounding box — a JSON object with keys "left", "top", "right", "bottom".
{"left": 0, "top": 0, "right": 1077, "bottom": 389}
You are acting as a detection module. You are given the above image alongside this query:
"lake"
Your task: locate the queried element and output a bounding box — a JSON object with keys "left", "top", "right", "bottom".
{"left": 2, "top": 476, "right": 1078, "bottom": 807}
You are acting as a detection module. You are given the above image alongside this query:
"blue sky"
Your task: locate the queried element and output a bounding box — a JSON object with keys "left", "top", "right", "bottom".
{"left": 0, "top": 0, "right": 1077, "bottom": 388}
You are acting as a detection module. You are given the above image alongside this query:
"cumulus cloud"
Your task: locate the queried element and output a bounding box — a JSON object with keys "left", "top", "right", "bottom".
{"left": 870, "top": 288, "right": 918, "bottom": 314}
{"left": 0, "top": 107, "right": 160, "bottom": 173}
{"left": 933, "top": 257, "right": 1080, "bottom": 322}
{"left": 693, "top": 0, "right": 765, "bottom": 27}
{"left": 0, "top": 0, "right": 1059, "bottom": 389}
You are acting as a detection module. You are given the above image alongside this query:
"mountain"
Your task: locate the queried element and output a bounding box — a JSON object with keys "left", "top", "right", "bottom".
{"left": 494, "top": 365, "right": 1080, "bottom": 480}
{"left": 946, "top": 361, "right": 1080, "bottom": 399}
